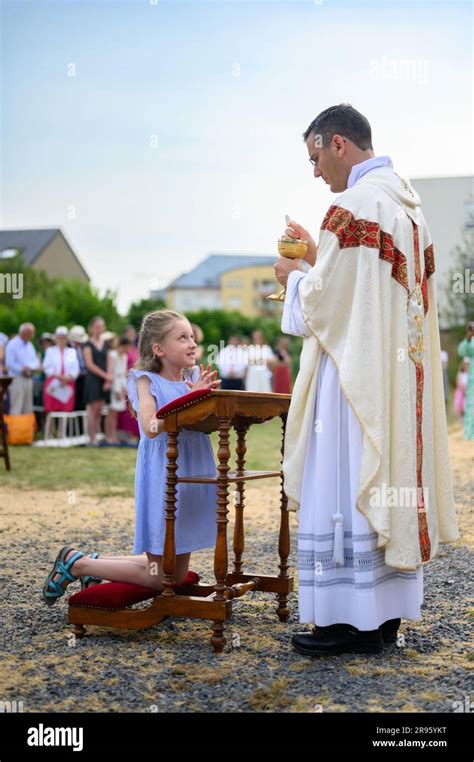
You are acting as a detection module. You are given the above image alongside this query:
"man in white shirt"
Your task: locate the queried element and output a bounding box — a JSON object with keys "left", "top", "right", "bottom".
{"left": 5, "top": 322, "right": 40, "bottom": 414}
{"left": 216, "top": 336, "right": 248, "bottom": 391}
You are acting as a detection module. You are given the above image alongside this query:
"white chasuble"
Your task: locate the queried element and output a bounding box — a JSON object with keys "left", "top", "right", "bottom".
{"left": 281, "top": 166, "right": 459, "bottom": 628}
{"left": 283, "top": 271, "right": 423, "bottom": 628}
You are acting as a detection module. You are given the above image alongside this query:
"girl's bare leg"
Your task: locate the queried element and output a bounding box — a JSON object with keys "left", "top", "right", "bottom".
{"left": 145, "top": 552, "right": 191, "bottom": 588}
{"left": 99, "top": 553, "right": 147, "bottom": 565}
{"left": 82, "top": 554, "right": 146, "bottom": 585}
{"left": 49, "top": 550, "right": 191, "bottom": 592}
{"left": 91, "top": 554, "right": 194, "bottom": 571}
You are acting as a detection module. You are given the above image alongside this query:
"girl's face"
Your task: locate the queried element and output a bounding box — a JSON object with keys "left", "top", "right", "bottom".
{"left": 153, "top": 319, "right": 197, "bottom": 369}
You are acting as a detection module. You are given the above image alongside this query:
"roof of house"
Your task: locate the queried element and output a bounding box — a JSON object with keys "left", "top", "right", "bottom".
{"left": 0, "top": 229, "right": 61, "bottom": 265}
{"left": 168, "top": 254, "right": 276, "bottom": 289}
{"left": 0, "top": 228, "right": 90, "bottom": 280}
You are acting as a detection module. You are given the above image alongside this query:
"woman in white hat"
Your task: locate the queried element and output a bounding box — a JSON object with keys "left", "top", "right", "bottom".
{"left": 42, "top": 326, "right": 80, "bottom": 413}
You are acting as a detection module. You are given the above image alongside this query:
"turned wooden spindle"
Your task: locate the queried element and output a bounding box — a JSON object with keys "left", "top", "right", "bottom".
{"left": 232, "top": 424, "right": 248, "bottom": 575}
{"left": 224, "top": 577, "right": 261, "bottom": 600}
{"left": 163, "top": 429, "right": 179, "bottom": 597}
{"left": 277, "top": 413, "right": 290, "bottom": 621}
{"left": 211, "top": 417, "right": 231, "bottom": 653}
{"left": 0, "top": 377, "right": 12, "bottom": 471}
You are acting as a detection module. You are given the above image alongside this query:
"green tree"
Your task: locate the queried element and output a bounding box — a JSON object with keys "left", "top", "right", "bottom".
{"left": 126, "top": 297, "right": 166, "bottom": 331}
{"left": 441, "top": 232, "right": 474, "bottom": 329}
{"left": 0, "top": 253, "right": 122, "bottom": 341}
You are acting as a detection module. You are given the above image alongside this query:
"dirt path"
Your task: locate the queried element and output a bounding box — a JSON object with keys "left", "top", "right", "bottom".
{"left": 1, "top": 425, "right": 472, "bottom": 713}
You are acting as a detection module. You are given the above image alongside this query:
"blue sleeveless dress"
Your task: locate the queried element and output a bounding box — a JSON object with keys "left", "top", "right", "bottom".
{"left": 126, "top": 367, "right": 218, "bottom": 555}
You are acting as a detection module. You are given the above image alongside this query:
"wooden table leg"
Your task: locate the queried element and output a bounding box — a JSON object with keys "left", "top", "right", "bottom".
{"left": 73, "top": 624, "right": 86, "bottom": 639}
{"left": 232, "top": 424, "right": 248, "bottom": 575}
{"left": 163, "top": 430, "right": 179, "bottom": 597}
{"left": 211, "top": 417, "right": 231, "bottom": 653}
{"left": 1, "top": 420, "right": 10, "bottom": 470}
{"left": 0, "top": 391, "right": 11, "bottom": 471}
{"left": 277, "top": 414, "right": 290, "bottom": 622}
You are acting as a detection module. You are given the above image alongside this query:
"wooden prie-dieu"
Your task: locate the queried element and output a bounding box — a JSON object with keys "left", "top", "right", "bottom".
{"left": 0, "top": 376, "right": 12, "bottom": 471}
{"left": 68, "top": 389, "right": 293, "bottom": 653}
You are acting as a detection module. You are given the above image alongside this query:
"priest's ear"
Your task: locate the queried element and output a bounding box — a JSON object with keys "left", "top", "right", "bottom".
{"left": 331, "top": 134, "right": 348, "bottom": 156}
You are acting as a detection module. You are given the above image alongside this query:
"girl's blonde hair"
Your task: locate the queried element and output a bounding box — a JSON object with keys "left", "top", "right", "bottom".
{"left": 127, "top": 309, "right": 188, "bottom": 419}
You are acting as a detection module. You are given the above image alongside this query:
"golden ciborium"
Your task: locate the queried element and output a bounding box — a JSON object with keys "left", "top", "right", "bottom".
{"left": 267, "top": 217, "right": 308, "bottom": 301}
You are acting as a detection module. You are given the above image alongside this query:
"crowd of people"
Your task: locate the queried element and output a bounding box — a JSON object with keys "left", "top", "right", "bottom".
{"left": 0, "top": 318, "right": 140, "bottom": 446}
{"left": 0, "top": 320, "right": 294, "bottom": 446}
{"left": 214, "top": 329, "right": 292, "bottom": 394}
{"left": 2, "top": 316, "right": 471, "bottom": 444}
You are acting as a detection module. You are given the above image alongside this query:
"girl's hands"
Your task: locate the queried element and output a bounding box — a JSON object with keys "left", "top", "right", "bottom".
{"left": 185, "top": 363, "right": 222, "bottom": 391}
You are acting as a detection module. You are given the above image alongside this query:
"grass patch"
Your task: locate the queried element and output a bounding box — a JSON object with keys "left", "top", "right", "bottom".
{"left": 2, "top": 446, "right": 138, "bottom": 496}
{"left": 248, "top": 677, "right": 294, "bottom": 711}
{"left": 2, "top": 418, "right": 284, "bottom": 496}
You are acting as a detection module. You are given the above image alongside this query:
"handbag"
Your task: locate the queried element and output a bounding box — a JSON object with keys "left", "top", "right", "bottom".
{"left": 4, "top": 413, "right": 37, "bottom": 445}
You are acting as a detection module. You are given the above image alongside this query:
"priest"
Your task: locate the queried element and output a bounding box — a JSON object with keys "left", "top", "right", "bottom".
{"left": 275, "top": 104, "right": 459, "bottom": 656}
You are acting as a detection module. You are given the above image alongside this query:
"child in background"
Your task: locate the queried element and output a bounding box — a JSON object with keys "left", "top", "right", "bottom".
{"left": 106, "top": 335, "right": 132, "bottom": 445}
{"left": 42, "top": 309, "right": 221, "bottom": 604}
{"left": 453, "top": 358, "right": 469, "bottom": 418}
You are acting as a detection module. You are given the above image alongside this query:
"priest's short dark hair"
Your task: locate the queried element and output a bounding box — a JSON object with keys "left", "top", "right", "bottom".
{"left": 303, "top": 104, "right": 373, "bottom": 151}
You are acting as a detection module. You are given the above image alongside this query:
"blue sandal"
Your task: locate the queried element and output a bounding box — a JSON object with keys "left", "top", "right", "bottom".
{"left": 42, "top": 545, "right": 84, "bottom": 606}
{"left": 80, "top": 552, "right": 103, "bottom": 589}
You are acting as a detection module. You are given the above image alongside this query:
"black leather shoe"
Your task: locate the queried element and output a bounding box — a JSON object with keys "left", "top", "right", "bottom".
{"left": 292, "top": 623, "right": 383, "bottom": 656}
{"left": 380, "top": 618, "right": 401, "bottom": 644}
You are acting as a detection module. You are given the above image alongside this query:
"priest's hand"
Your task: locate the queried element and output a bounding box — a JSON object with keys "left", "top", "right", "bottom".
{"left": 274, "top": 256, "right": 304, "bottom": 288}
{"left": 284, "top": 219, "right": 318, "bottom": 267}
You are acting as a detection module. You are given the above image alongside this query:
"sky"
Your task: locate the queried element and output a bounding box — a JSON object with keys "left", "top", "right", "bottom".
{"left": 1, "top": 0, "right": 472, "bottom": 314}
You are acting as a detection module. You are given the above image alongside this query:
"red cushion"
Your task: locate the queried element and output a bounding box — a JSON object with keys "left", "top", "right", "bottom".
{"left": 69, "top": 570, "right": 200, "bottom": 609}
{"left": 156, "top": 388, "right": 212, "bottom": 419}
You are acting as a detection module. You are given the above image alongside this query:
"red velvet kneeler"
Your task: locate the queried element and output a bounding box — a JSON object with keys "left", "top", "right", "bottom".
{"left": 68, "top": 571, "right": 200, "bottom": 610}
{"left": 155, "top": 387, "right": 212, "bottom": 419}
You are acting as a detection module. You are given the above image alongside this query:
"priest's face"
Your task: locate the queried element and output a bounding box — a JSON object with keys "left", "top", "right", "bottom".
{"left": 306, "top": 132, "right": 350, "bottom": 193}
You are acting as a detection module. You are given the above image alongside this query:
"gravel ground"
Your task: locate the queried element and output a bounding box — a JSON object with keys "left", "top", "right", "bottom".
{"left": 1, "top": 425, "right": 472, "bottom": 713}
